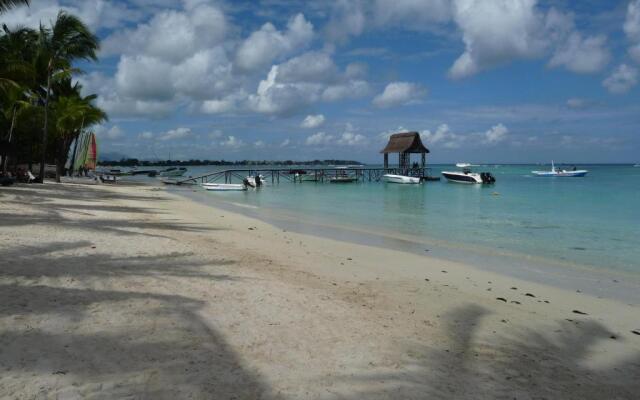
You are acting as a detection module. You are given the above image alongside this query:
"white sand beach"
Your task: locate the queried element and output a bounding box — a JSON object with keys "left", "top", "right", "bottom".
{"left": 1, "top": 182, "right": 639, "bottom": 399}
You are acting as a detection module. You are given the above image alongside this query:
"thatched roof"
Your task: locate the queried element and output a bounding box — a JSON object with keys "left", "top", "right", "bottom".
{"left": 380, "top": 132, "right": 430, "bottom": 154}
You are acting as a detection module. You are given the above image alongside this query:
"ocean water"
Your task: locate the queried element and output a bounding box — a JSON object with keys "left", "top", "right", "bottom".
{"left": 150, "top": 164, "right": 640, "bottom": 298}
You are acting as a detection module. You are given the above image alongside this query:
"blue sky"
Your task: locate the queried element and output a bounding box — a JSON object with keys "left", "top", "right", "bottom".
{"left": 4, "top": 0, "right": 640, "bottom": 163}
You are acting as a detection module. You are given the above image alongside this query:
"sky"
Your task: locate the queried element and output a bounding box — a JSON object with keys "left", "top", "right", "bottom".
{"left": 3, "top": 0, "right": 640, "bottom": 163}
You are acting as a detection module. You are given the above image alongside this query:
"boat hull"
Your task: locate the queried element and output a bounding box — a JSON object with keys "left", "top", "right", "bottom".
{"left": 442, "top": 171, "right": 482, "bottom": 184}
{"left": 383, "top": 174, "right": 420, "bottom": 184}
{"left": 202, "top": 183, "right": 246, "bottom": 191}
{"left": 531, "top": 170, "right": 588, "bottom": 177}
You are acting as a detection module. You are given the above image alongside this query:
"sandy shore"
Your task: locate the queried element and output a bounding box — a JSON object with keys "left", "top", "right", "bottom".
{"left": 1, "top": 182, "right": 639, "bottom": 399}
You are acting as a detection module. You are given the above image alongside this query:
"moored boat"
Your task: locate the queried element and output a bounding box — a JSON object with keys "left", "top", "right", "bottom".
{"left": 532, "top": 161, "right": 588, "bottom": 177}
{"left": 442, "top": 168, "right": 495, "bottom": 184}
{"left": 383, "top": 174, "right": 420, "bottom": 184}
{"left": 160, "top": 167, "right": 187, "bottom": 177}
{"left": 202, "top": 182, "right": 247, "bottom": 191}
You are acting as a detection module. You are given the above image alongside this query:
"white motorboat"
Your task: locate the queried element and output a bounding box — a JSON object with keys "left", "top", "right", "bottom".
{"left": 243, "top": 174, "right": 265, "bottom": 188}
{"left": 202, "top": 183, "right": 247, "bottom": 191}
{"left": 442, "top": 168, "right": 496, "bottom": 184}
{"left": 383, "top": 174, "right": 420, "bottom": 184}
{"left": 455, "top": 162, "right": 471, "bottom": 168}
{"left": 532, "top": 161, "right": 588, "bottom": 177}
{"left": 160, "top": 167, "right": 187, "bottom": 177}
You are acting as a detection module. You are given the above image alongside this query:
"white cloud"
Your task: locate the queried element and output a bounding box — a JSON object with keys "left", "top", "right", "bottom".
{"left": 235, "top": 13, "right": 313, "bottom": 71}
{"left": 220, "top": 136, "right": 244, "bottom": 148}
{"left": 337, "top": 132, "right": 367, "bottom": 146}
{"left": 422, "top": 124, "right": 464, "bottom": 149}
{"left": 448, "top": 1, "right": 608, "bottom": 78}
{"left": 0, "top": 0, "right": 144, "bottom": 31}
{"left": 160, "top": 127, "right": 192, "bottom": 141}
{"left": 301, "top": 114, "right": 326, "bottom": 128}
{"left": 372, "top": 82, "right": 426, "bottom": 108}
{"left": 625, "top": 1, "right": 640, "bottom": 63}
{"left": 603, "top": 64, "right": 638, "bottom": 94}
{"left": 548, "top": 33, "right": 609, "bottom": 73}
{"left": 449, "top": 0, "right": 547, "bottom": 79}
{"left": 254, "top": 140, "right": 266, "bottom": 148}
{"left": 139, "top": 131, "right": 153, "bottom": 139}
{"left": 280, "top": 139, "right": 291, "bottom": 147}
{"left": 305, "top": 132, "right": 333, "bottom": 145}
{"left": 248, "top": 52, "right": 370, "bottom": 115}
{"left": 209, "top": 130, "right": 223, "bottom": 139}
{"left": 482, "top": 123, "right": 509, "bottom": 144}
{"left": 105, "top": 126, "right": 124, "bottom": 139}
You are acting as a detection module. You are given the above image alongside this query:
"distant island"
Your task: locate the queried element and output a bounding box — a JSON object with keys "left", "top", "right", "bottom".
{"left": 98, "top": 159, "right": 364, "bottom": 167}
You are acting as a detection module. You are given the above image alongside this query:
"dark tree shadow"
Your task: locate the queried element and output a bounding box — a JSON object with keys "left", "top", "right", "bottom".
{"left": 335, "top": 304, "right": 640, "bottom": 399}
{"left": 0, "top": 241, "right": 274, "bottom": 399}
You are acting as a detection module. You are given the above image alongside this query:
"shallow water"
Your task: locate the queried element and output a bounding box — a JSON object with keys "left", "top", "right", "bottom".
{"left": 127, "top": 164, "right": 640, "bottom": 300}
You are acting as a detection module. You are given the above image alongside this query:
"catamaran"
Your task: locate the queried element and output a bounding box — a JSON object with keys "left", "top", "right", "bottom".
{"left": 532, "top": 161, "right": 588, "bottom": 177}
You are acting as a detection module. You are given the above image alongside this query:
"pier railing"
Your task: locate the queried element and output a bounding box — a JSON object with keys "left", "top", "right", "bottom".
{"left": 174, "top": 167, "right": 435, "bottom": 185}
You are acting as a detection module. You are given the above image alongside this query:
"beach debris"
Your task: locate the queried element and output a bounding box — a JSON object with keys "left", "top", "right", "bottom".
{"left": 441, "top": 270, "right": 447, "bottom": 273}
{"left": 631, "top": 330, "right": 640, "bottom": 336}
{"left": 53, "top": 370, "right": 68, "bottom": 375}
{"left": 511, "top": 301, "right": 521, "bottom": 305}
{"left": 486, "top": 288, "right": 492, "bottom": 291}
{"left": 510, "top": 287, "right": 517, "bottom": 290}
{"left": 501, "top": 319, "right": 508, "bottom": 323}
{"left": 572, "top": 309, "right": 588, "bottom": 315}
{"left": 347, "top": 257, "right": 352, "bottom": 261}
{"left": 424, "top": 278, "right": 430, "bottom": 282}
{"left": 248, "top": 227, "right": 254, "bottom": 230}
{"left": 543, "top": 300, "right": 550, "bottom": 303}
{"left": 424, "top": 249, "right": 430, "bottom": 252}
{"left": 610, "top": 335, "right": 617, "bottom": 340}
{"left": 496, "top": 297, "right": 507, "bottom": 302}
{"left": 525, "top": 293, "right": 535, "bottom": 297}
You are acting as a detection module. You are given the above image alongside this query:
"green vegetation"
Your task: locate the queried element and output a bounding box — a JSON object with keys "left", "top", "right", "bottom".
{"left": 100, "top": 159, "right": 364, "bottom": 167}
{"left": 0, "top": 5, "right": 105, "bottom": 182}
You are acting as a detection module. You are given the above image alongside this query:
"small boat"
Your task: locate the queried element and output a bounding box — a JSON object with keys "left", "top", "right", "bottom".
{"left": 243, "top": 175, "right": 265, "bottom": 188}
{"left": 202, "top": 183, "right": 247, "bottom": 191}
{"left": 455, "top": 162, "right": 472, "bottom": 168}
{"left": 130, "top": 169, "right": 157, "bottom": 176}
{"left": 383, "top": 174, "right": 420, "bottom": 184}
{"left": 160, "top": 167, "right": 187, "bottom": 177}
{"left": 532, "top": 161, "right": 588, "bottom": 177}
{"left": 442, "top": 168, "right": 496, "bottom": 184}
{"left": 329, "top": 170, "right": 357, "bottom": 183}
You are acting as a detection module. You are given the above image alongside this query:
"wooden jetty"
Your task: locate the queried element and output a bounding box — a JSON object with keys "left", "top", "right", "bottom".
{"left": 174, "top": 167, "right": 438, "bottom": 185}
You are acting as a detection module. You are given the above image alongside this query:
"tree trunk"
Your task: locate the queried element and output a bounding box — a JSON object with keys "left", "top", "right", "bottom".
{"left": 2, "top": 106, "right": 17, "bottom": 174}
{"left": 38, "top": 67, "right": 52, "bottom": 182}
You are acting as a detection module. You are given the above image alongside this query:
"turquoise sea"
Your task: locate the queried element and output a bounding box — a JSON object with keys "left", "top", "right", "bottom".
{"left": 144, "top": 164, "right": 640, "bottom": 300}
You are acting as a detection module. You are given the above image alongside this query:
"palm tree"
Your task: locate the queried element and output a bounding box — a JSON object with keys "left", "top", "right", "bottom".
{"left": 36, "top": 11, "right": 99, "bottom": 181}
{"left": 51, "top": 79, "right": 106, "bottom": 182}
{"left": 0, "top": 0, "right": 29, "bottom": 14}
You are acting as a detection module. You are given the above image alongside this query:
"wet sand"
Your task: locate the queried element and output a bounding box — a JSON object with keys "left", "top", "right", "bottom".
{"left": 1, "top": 182, "right": 639, "bottom": 399}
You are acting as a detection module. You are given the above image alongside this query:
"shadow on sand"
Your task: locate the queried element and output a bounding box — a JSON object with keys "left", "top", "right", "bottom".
{"left": 336, "top": 304, "right": 640, "bottom": 399}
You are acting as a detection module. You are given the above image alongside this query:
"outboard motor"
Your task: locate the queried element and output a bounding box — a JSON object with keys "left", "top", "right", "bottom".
{"left": 480, "top": 172, "right": 496, "bottom": 184}
{"left": 255, "top": 175, "right": 262, "bottom": 187}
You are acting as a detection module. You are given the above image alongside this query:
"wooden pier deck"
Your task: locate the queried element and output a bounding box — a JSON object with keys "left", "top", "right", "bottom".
{"left": 174, "top": 167, "right": 439, "bottom": 185}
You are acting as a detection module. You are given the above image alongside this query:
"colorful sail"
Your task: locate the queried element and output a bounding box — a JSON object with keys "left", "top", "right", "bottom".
{"left": 73, "top": 132, "right": 98, "bottom": 171}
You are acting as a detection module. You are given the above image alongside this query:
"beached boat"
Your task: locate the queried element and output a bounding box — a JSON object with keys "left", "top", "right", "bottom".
{"left": 202, "top": 182, "right": 247, "bottom": 191}
{"left": 329, "top": 176, "right": 357, "bottom": 183}
{"left": 160, "top": 167, "right": 187, "bottom": 177}
{"left": 442, "top": 168, "right": 496, "bottom": 184}
{"left": 532, "top": 161, "right": 588, "bottom": 177}
{"left": 383, "top": 174, "right": 420, "bottom": 184}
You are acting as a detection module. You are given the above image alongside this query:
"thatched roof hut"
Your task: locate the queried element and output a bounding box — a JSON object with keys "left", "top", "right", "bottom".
{"left": 380, "top": 132, "right": 430, "bottom": 154}
{"left": 380, "top": 132, "right": 429, "bottom": 171}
